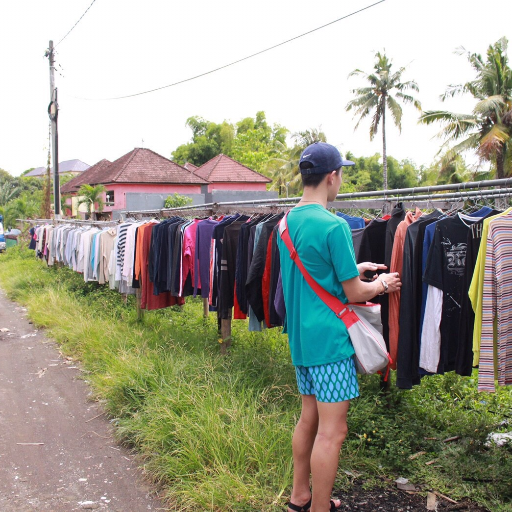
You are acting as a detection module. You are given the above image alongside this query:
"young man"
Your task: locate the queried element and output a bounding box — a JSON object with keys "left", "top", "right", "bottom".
{"left": 277, "top": 142, "right": 401, "bottom": 512}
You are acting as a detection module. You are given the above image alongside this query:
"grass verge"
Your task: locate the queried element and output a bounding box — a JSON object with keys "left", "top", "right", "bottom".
{"left": 0, "top": 246, "right": 511, "bottom": 511}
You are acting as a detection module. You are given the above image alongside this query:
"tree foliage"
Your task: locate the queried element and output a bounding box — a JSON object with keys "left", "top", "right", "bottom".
{"left": 77, "top": 184, "right": 106, "bottom": 218}
{"left": 420, "top": 37, "right": 512, "bottom": 178}
{"left": 346, "top": 51, "right": 421, "bottom": 190}
{"left": 341, "top": 152, "right": 420, "bottom": 193}
{"left": 164, "top": 193, "right": 193, "bottom": 209}
{"left": 172, "top": 111, "right": 288, "bottom": 175}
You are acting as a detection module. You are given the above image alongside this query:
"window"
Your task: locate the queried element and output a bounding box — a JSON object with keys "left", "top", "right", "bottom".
{"left": 105, "top": 190, "right": 115, "bottom": 206}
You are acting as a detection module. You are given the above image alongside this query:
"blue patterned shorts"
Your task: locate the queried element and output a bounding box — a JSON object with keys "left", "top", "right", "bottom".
{"left": 295, "top": 357, "right": 359, "bottom": 403}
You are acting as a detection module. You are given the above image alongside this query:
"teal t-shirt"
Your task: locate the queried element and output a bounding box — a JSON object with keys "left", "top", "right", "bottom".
{"left": 277, "top": 205, "right": 359, "bottom": 367}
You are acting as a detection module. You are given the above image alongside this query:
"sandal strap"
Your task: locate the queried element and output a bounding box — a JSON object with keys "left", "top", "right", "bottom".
{"left": 287, "top": 498, "right": 312, "bottom": 512}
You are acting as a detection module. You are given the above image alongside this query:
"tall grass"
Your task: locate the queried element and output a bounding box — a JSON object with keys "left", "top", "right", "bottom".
{"left": 1, "top": 246, "right": 511, "bottom": 511}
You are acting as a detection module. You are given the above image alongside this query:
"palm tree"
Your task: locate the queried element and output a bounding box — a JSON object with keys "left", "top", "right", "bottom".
{"left": 77, "top": 184, "right": 106, "bottom": 219}
{"left": 268, "top": 128, "right": 327, "bottom": 197}
{"left": 0, "top": 182, "right": 20, "bottom": 206}
{"left": 346, "top": 52, "right": 421, "bottom": 190}
{"left": 3, "top": 196, "right": 39, "bottom": 229}
{"left": 420, "top": 37, "right": 512, "bottom": 179}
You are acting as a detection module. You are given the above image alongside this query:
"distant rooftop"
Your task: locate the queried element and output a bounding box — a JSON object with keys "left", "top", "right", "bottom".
{"left": 61, "top": 148, "right": 209, "bottom": 194}
{"left": 25, "top": 159, "right": 90, "bottom": 177}
{"left": 194, "top": 154, "right": 272, "bottom": 183}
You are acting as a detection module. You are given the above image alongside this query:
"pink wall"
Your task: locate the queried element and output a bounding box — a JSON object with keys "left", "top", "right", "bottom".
{"left": 101, "top": 183, "right": 203, "bottom": 211}
{"left": 207, "top": 182, "right": 267, "bottom": 193}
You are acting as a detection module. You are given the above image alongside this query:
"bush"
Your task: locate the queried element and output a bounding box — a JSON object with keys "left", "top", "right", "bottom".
{"left": 164, "top": 193, "right": 193, "bottom": 208}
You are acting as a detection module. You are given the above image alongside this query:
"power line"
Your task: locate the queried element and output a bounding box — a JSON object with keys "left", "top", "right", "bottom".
{"left": 56, "top": 0, "right": 98, "bottom": 47}
{"left": 79, "top": 0, "right": 385, "bottom": 101}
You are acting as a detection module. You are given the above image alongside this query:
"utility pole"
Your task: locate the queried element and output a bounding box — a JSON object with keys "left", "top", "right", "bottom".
{"left": 46, "top": 40, "right": 61, "bottom": 218}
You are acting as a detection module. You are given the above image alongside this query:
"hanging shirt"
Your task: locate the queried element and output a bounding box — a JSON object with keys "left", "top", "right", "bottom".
{"left": 351, "top": 227, "right": 365, "bottom": 261}
{"left": 422, "top": 213, "right": 480, "bottom": 375}
{"left": 246, "top": 214, "right": 283, "bottom": 324}
{"left": 182, "top": 219, "right": 201, "bottom": 296}
{"left": 336, "top": 212, "right": 365, "bottom": 229}
{"left": 468, "top": 208, "right": 512, "bottom": 366}
{"left": 456, "top": 209, "right": 500, "bottom": 375}
{"left": 479, "top": 212, "right": 512, "bottom": 392}
{"left": 194, "top": 219, "right": 219, "bottom": 299}
{"left": 358, "top": 217, "right": 389, "bottom": 344}
{"left": 396, "top": 210, "right": 443, "bottom": 389}
{"left": 388, "top": 208, "right": 422, "bottom": 369}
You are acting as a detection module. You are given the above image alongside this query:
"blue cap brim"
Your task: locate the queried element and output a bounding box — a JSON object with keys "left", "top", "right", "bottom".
{"left": 341, "top": 159, "right": 355, "bottom": 167}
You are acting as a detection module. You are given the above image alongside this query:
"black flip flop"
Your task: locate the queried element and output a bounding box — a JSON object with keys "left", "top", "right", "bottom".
{"left": 286, "top": 498, "right": 312, "bottom": 511}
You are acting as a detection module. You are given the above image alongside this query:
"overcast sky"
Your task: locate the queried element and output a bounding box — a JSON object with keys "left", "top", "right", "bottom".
{"left": 1, "top": 0, "right": 510, "bottom": 176}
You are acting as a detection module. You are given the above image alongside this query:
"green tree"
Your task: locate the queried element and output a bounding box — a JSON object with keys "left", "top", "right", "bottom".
{"left": 172, "top": 116, "right": 235, "bottom": 166}
{"left": 77, "top": 184, "right": 106, "bottom": 219}
{"left": 164, "top": 193, "right": 193, "bottom": 208}
{"left": 420, "top": 37, "right": 512, "bottom": 179}
{"left": 172, "top": 112, "right": 289, "bottom": 178}
{"left": 268, "top": 128, "right": 327, "bottom": 197}
{"left": 419, "top": 155, "right": 477, "bottom": 186}
{"left": 2, "top": 193, "right": 40, "bottom": 229}
{"left": 0, "top": 182, "right": 21, "bottom": 206}
{"left": 0, "top": 168, "right": 13, "bottom": 184}
{"left": 346, "top": 51, "right": 421, "bottom": 190}
{"left": 341, "top": 152, "right": 420, "bottom": 192}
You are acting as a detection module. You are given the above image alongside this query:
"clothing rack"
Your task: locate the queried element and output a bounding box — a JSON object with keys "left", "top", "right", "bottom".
{"left": 20, "top": 179, "right": 512, "bottom": 355}
{"left": 330, "top": 187, "right": 512, "bottom": 210}
{"left": 120, "top": 178, "right": 512, "bottom": 218}
{"left": 17, "top": 218, "right": 120, "bottom": 227}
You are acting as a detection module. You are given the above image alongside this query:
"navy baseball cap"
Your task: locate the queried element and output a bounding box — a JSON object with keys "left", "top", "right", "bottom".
{"left": 299, "top": 142, "right": 355, "bottom": 175}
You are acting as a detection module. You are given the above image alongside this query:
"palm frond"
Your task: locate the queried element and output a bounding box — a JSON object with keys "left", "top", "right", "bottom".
{"left": 369, "top": 103, "right": 383, "bottom": 140}
{"left": 396, "top": 80, "right": 420, "bottom": 93}
{"left": 420, "top": 110, "right": 478, "bottom": 140}
{"left": 347, "top": 69, "right": 367, "bottom": 79}
{"left": 419, "top": 110, "right": 474, "bottom": 125}
{"left": 346, "top": 91, "right": 378, "bottom": 111}
{"left": 395, "top": 92, "right": 422, "bottom": 110}
{"left": 478, "top": 123, "right": 510, "bottom": 160}
{"left": 473, "top": 95, "right": 506, "bottom": 117}
{"left": 438, "top": 133, "right": 481, "bottom": 165}
{"left": 386, "top": 95, "right": 403, "bottom": 132}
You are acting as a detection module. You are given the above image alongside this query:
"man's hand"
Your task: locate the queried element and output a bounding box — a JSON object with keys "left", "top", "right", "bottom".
{"left": 357, "top": 262, "right": 387, "bottom": 280}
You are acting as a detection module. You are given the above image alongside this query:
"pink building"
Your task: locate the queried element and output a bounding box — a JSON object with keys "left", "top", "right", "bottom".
{"left": 61, "top": 148, "right": 275, "bottom": 219}
{"left": 61, "top": 148, "right": 208, "bottom": 218}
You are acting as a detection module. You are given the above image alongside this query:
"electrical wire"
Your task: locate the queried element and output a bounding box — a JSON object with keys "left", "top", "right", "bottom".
{"left": 78, "top": 0, "right": 385, "bottom": 101}
{"left": 56, "top": 0, "right": 98, "bottom": 47}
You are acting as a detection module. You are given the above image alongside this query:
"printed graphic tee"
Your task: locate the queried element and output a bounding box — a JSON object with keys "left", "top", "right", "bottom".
{"left": 423, "top": 214, "right": 479, "bottom": 373}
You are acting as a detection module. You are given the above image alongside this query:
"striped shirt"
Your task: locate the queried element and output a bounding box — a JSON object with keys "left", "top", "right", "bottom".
{"left": 479, "top": 212, "right": 512, "bottom": 392}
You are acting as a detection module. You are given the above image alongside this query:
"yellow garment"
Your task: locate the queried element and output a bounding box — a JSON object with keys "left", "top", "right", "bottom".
{"left": 468, "top": 207, "right": 512, "bottom": 365}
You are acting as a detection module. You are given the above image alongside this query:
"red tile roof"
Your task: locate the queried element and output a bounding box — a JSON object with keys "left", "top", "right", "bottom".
{"left": 61, "top": 159, "right": 112, "bottom": 193}
{"left": 194, "top": 154, "right": 272, "bottom": 183}
{"left": 62, "top": 149, "right": 209, "bottom": 194}
{"left": 97, "top": 148, "right": 209, "bottom": 185}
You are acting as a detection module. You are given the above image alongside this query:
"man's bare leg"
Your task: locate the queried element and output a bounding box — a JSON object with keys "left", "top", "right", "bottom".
{"left": 310, "top": 400, "right": 350, "bottom": 512}
{"left": 288, "top": 395, "right": 318, "bottom": 511}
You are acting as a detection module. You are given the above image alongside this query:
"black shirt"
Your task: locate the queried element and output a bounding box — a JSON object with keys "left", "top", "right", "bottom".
{"left": 396, "top": 211, "right": 443, "bottom": 389}
{"left": 358, "top": 217, "right": 389, "bottom": 345}
{"left": 423, "top": 214, "right": 479, "bottom": 374}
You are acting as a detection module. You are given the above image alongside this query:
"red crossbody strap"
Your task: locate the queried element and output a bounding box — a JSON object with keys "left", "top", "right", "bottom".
{"left": 279, "top": 213, "right": 350, "bottom": 321}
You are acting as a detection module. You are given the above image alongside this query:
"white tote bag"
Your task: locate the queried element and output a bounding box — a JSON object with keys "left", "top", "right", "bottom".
{"left": 338, "top": 303, "right": 391, "bottom": 375}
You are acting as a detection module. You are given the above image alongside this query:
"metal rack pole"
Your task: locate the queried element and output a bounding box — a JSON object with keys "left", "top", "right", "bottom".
{"left": 120, "top": 178, "right": 512, "bottom": 216}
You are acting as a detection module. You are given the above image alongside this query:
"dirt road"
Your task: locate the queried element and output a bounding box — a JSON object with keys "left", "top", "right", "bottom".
{"left": 0, "top": 289, "right": 165, "bottom": 511}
